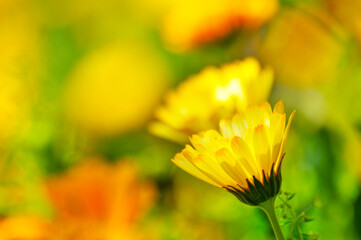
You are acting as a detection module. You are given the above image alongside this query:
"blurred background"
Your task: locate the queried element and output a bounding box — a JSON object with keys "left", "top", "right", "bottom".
{"left": 0, "top": 0, "right": 361, "bottom": 239}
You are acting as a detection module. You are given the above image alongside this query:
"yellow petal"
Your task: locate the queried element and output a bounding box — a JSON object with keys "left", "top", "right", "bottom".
{"left": 260, "top": 101, "right": 272, "bottom": 115}
{"left": 269, "top": 112, "right": 286, "bottom": 164}
{"left": 275, "top": 110, "right": 295, "bottom": 170}
{"left": 199, "top": 130, "right": 226, "bottom": 151}
{"left": 274, "top": 99, "right": 285, "bottom": 114}
{"left": 253, "top": 124, "right": 271, "bottom": 174}
{"left": 231, "top": 114, "right": 247, "bottom": 138}
{"left": 193, "top": 154, "right": 236, "bottom": 187}
{"left": 220, "top": 118, "right": 234, "bottom": 138}
{"left": 172, "top": 153, "right": 221, "bottom": 187}
{"left": 189, "top": 134, "right": 203, "bottom": 147}
{"left": 245, "top": 105, "right": 265, "bottom": 127}
{"left": 231, "top": 136, "right": 259, "bottom": 178}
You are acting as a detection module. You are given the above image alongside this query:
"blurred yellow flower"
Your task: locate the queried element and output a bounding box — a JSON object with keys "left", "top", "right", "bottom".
{"left": 65, "top": 42, "right": 170, "bottom": 136}
{"left": 150, "top": 57, "right": 273, "bottom": 143}
{"left": 0, "top": 216, "right": 49, "bottom": 240}
{"left": 259, "top": 7, "right": 344, "bottom": 87}
{"left": 46, "top": 158, "right": 157, "bottom": 240}
{"left": 162, "top": 0, "right": 278, "bottom": 51}
{"left": 172, "top": 101, "right": 295, "bottom": 205}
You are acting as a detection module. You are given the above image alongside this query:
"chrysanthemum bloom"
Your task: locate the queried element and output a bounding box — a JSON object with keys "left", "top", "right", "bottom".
{"left": 173, "top": 101, "right": 295, "bottom": 239}
{"left": 150, "top": 57, "right": 273, "bottom": 143}
{"left": 162, "top": 0, "right": 278, "bottom": 51}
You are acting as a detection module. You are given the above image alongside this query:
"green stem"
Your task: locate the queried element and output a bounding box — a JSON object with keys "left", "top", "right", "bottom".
{"left": 258, "top": 197, "right": 285, "bottom": 240}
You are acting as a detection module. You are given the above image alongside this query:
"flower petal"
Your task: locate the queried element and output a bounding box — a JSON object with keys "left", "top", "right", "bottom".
{"left": 275, "top": 110, "right": 295, "bottom": 170}
{"left": 172, "top": 153, "right": 221, "bottom": 187}
{"left": 253, "top": 124, "right": 271, "bottom": 176}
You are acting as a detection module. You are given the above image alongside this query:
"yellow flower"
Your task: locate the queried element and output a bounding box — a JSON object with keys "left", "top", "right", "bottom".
{"left": 172, "top": 101, "right": 295, "bottom": 205}
{"left": 150, "top": 57, "right": 273, "bottom": 143}
{"left": 0, "top": 216, "right": 50, "bottom": 240}
{"left": 65, "top": 42, "right": 170, "bottom": 136}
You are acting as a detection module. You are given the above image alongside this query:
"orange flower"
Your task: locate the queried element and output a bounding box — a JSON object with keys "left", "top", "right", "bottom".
{"left": 162, "top": 0, "right": 278, "bottom": 51}
{"left": 46, "top": 158, "right": 157, "bottom": 240}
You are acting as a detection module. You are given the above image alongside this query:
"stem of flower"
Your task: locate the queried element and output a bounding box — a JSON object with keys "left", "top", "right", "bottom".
{"left": 258, "top": 197, "right": 285, "bottom": 240}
